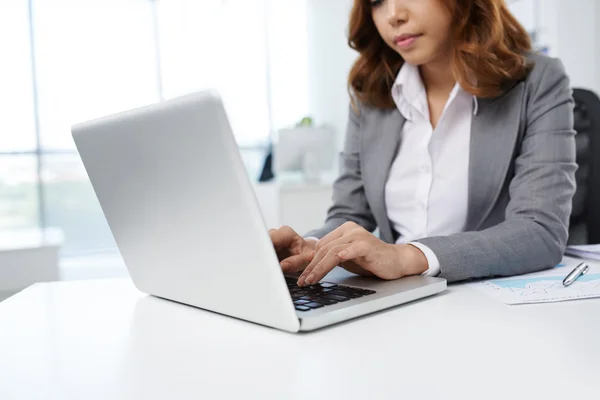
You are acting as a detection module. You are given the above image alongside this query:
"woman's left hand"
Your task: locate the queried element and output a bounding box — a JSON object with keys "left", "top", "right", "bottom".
{"left": 297, "top": 222, "right": 430, "bottom": 286}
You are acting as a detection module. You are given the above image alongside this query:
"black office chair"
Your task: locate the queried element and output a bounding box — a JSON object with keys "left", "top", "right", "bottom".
{"left": 258, "top": 144, "right": 275, "bottom": 182}
{"left": 568, "top": 88, "right": 600, "bottom": 244}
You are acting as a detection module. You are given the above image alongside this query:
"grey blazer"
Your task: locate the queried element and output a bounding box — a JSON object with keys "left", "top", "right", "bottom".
{"left": 306, "top": 53, "right": 577, "bottom": 283}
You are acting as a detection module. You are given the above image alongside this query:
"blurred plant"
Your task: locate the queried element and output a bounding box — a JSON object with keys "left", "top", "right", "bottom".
{"left": 296, "top": 116, "right": 313, "bottom": 127}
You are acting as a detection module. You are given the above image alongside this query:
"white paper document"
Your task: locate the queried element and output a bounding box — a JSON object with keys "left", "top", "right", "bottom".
{"left": 565, "top": 244, "right": 600, "bottom": 261}
{"left": 471, "top": 262, "right": 600, "bottom": 305}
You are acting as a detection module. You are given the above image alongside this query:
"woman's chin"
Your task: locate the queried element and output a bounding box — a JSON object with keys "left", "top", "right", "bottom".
{"left": 396, "top": 50, "right": 430, "bottom": 66}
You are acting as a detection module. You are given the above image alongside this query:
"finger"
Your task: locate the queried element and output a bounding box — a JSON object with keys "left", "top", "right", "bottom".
{"left": 281, "top": 251, "right": 315, "bottom": 273}
{"left": 315, "top": 221, "right": 358, "bottom": 252}
{"left": 298, "top": 244, "right": 350, "bottom": 286}
{"left": 313, "top": 229, "right": 363, "bottom": 266}
{"left": 269, "top": 226, "right": 296, "bottom": 249}
{"left": 304, "top": 236, "right": 353, "bottom": 280}
{"left": 338, "top": 241, "right": 370, "bottom": 261}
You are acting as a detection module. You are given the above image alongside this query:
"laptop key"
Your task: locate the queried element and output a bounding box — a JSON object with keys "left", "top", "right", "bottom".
{"left": 331, "top": 290, "right": 362, "bottom": 298}
{"left": 295, "top": 306, "right": 311, "bottom": 311}
{"left": 323, "top": 294, "right": 350, "bottom": 302}
{"left": 304, "top": 302, "right": 325, "bottom": 309}
{"left": 305, "top": 295, "right": 322, "bottom": 301}
{"left": 304, "top": 286, "right": 320, "bottom": 292}
{"left": 313, "top": 298, "right": 337, "bottom": 305}
{"left": 351, "top": 288, "right": 374, "bottom": 294}
{"left": 319, "top": 282, "right": 337, "bottom": 288}
{"left": 289, "top": 282, "right": 375, "bottom": 307}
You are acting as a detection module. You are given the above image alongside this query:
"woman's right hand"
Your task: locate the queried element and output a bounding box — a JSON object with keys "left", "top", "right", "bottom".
{"left": 269, "top": 226, "right": 317, "bottom": 274}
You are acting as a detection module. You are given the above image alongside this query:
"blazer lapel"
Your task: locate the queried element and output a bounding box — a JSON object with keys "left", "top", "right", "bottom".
{"left": 466, "top": 82, "right": 525, "bottom": 231}
{"left": 362, "top": 108, "right": 405, "bottom": 243}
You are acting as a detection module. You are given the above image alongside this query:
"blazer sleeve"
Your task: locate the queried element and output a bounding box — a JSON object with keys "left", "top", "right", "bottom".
{"left": 304, "top": 103, "right": 377, "bottom": 238}
{"left": 414, "top": 58, "right": 577, "bottom": 282}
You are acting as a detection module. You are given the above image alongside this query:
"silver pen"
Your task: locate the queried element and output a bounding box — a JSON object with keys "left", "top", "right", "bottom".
{"left": 562, "top": 262, "right": 589, "bottom": 287}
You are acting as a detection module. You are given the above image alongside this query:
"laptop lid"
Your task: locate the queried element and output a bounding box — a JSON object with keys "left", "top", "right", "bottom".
{"left": 72, "top": 91, "right": 300, "bottom": 332}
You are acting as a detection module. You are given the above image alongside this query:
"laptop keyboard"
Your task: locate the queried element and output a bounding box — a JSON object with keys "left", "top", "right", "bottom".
{"left": 285, "top": 277, "right": 376, "bottom": 312}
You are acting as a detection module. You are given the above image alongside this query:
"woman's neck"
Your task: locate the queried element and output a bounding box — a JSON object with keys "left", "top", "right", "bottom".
{"left": 419, "top": 56, "right": 456, "bottom": 96}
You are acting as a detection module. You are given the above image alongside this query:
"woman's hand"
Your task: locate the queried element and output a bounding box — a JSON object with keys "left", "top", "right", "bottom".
{"left": 297, "top": 222, "right": 429, "bottom": 286}
{"left": 269, "top": 226, "right": 317, "bottom": 273}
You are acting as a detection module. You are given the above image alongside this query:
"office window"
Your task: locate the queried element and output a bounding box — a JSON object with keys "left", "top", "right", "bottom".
{"left": 0, "top": 156, "right": 39, "bottom": 230}
{"left": 0, "top": 2, "right": 37, "bottom": 152}
{"left": 41, "top": 154, "right": 117, "bottom": 254}
{"left": 0, "top": 0, "right": 313, "bottom": 258}
{"left": 0, "top": 3, "right": 39, "bottom": 231}
{"left": 156, "top": 0, "right": 271, "bottom": 146}
{"left": 32, "top": 0, "right": 160, "bottom": 151}
{"left": 265, "top": 0, "right": 310, "bottom": 130}
{"left": 26, "top": 0, "right": 160, "bottom": 254}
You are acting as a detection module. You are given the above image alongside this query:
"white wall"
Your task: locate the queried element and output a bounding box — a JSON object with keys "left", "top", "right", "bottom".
{"left": 549, "top": 0, "right": 599, "bottom": 94}
{"left": 510, "top": 0, "right": 600, "bottom": 94}
{"left": 508, "top": 0, "right": 537, "bottom": 33}
{"left": 306, "top": 0, "right": 356, "bottom": 151}
{"left": 266, "top": 0, "right": 311, "bottom": 131}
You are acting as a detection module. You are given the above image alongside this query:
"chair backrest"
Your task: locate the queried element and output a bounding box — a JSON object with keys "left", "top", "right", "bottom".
{"left": 569, "top": 88, "right": 600, "bottom": 244}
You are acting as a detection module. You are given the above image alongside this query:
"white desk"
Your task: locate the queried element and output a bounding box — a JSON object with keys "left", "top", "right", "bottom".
{"left": 1, "top": 260, "right": 599, "bottom": 400}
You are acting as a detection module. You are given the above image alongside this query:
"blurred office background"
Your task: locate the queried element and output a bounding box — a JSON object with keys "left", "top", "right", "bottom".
{"left": 1, "top": 0, "right": 600, "bottom": 294}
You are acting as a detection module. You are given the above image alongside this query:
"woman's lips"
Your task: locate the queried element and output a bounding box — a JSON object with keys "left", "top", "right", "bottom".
{"left": 394, "top": 34, "right": 422, "bottom": 49}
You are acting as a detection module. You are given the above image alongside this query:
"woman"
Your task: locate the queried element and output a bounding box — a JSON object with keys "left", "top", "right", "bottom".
{"left": 270, "top": 0, "right": 577, "bottom": 286}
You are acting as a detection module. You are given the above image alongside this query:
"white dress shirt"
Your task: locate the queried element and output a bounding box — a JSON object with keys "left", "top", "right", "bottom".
{"left": 307, "top": 63, "right": 476, "bottom": 277}
{"left": 386, "top": 62, "right": 477, "bottom": 276}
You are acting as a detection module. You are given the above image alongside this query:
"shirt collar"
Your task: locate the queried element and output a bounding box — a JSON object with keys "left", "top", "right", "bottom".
{"left": 391, "top": 63, "right": 479, "bottom": 119}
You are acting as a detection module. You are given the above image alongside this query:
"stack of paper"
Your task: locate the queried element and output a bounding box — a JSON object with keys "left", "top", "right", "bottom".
{"left": 470, "top": 261, "right": 600, "bottom": 305}
{"left": 565, "top": 244, "right": 600, "bottom": 261}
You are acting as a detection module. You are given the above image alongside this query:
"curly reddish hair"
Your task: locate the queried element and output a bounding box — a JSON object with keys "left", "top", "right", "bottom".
{"left": 348, "top": 0, "right": 532, "bottom": 109}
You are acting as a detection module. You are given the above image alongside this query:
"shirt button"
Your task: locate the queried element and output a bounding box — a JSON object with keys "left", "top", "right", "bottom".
{"left": 421, "top": 164, "right": 430, "bottom": 173}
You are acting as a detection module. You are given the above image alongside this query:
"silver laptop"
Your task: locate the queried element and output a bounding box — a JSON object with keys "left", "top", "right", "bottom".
{"left": 71, "top": 91, "right": 447, "bottom": 332}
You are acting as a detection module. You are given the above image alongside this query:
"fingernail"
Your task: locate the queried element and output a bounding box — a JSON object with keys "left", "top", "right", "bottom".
{"left": 281, "top": 261, "right": 289, "bottom": 270}
{"left": 297, "top": 276, "right": 304, "bottom": 286}
{"left": 305, "top": 274, "right": 315, "bottom": 285}
{"left": 339, "top": 250, "right": 348, "bottom": 258}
